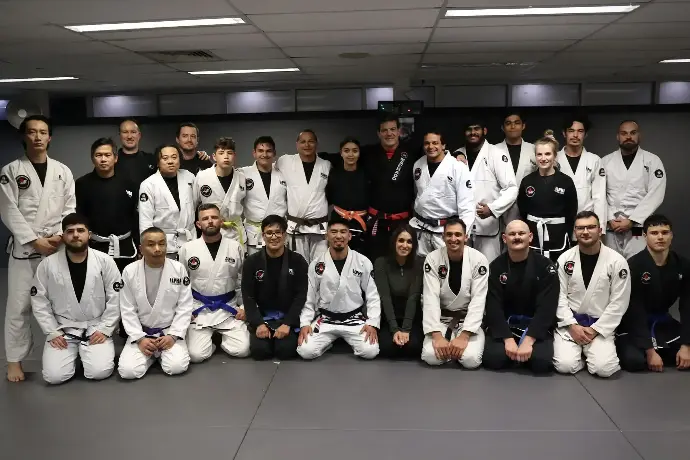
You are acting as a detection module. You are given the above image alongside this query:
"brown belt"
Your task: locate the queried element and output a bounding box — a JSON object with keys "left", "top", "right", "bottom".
{"left": 441, "top": 308, "right": 466, "bottom": 339}
{"left": 334, "top": 206, "right": 368, "bottom": 232}
{"left": 286, "top": 214, "right": 328, "bottom": 228}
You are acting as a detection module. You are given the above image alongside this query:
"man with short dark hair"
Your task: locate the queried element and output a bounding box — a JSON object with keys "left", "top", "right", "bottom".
{"left": 115, "top": 118, "right": 156, "bottom": 188}
{"left": 0, "top": 115, "right": 76, "bottom": 382}
{"left": 176, "top": 122, "right": 213, "bottom": 175}
{"left": 617, "top": 214, "right": 689, "bottom": 372}
{"left": 31, "top": 213, "right": 121, "bottom": 384}
{"left": 553, "top": 211, "right": 630, "bottom": 378}
{"left": 242, "top": 215, "right": 308, "bottom": 360}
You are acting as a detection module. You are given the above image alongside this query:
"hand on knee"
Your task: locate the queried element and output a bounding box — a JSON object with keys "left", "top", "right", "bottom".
{"left": 421, "top": 347, "right": 443, "bottom": 366}
{"left": 354, "top": 343, "right": 379, "bottom": 360}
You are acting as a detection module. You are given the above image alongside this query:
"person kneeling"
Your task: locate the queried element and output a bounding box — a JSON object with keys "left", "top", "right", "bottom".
{"left": 421, "top": 218, "right": 488, "bottom": 368}
{"left": 243, "top": 215, "right": 308, "bottom": 360}
{"left": 483, "top": 220, "right": 558, "bottom": 374}
{"left": 118, "top": 227, "right": 193, "bottom": 379}
{"left": 180, "top": 204, "right": 249, "bottom": 363}
{"left": 297, "top": 218, "right": 380, "bottom": 360}
{"left": 32, "top": 214, "right": 121, "bottom": 384}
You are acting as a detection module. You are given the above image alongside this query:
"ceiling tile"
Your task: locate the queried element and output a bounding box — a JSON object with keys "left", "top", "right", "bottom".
{"left": 268, "top": 29, "right": 432, "bottom": 47}
{"left": 446, "top": 0, "right": 650, "bottom": 6}
{"left": 427, "top": 40, "right": 574, "bottom": 53}
{"left": 83, "top": 25, "right": 258, "bottom": 41}
{"left": 617, "top": 3, "right": 690, "bottom": 23}
{"left": 109, "top": 33, "right": 275, "bottom": 51}
{"left": 433, "top": 24, "right": 602, "bottom": 42}
{"left": 438, "top": 15, "right": 620, "bottom": 28}
{"left": 590, "top": 22, "right": 690, "bottom": 39}
{"left": 546, "top": 50, "right": 670, "bottom": 66}
{"left": 167, "top": 58, "right": 296, "bottom": 71}
{"left": 209, "top": 47, "right": 287, "bottom": 60}
{"left": 231, "top": 0, "right": 443, "bottom": 14}
{"left": 0, "top": 41, "right": 131, "bottom": 61}
{"left": 570, "top": 38, "right": 690, "bottom": 51}
{"left": 69, "top": 63, "right": 178, "bottom": 75}
{"left": 249, "top": 10, "right": 438, "bottom": 32}
{"left": 423, "top": 52, "right": 553, "bottom": 64}
{"left": 294, "top": 55, "right": 420, "bottom": 68}
{"left": 284, "top": 44, "right": 426, "bottom": 58}
{"left": 0, "top": 24, "right": 90, "bottom": 42}
{"left": 31, "top": 53, "right": 159, "bottom": 69}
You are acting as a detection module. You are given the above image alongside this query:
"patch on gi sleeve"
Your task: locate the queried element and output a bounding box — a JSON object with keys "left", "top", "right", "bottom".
{"left": 438, "top": 265, "right": 448, "bottom": 279}
{"left": 424, "top": 262, "right": 432, "bottom": 273}
{"left": 654, "top": 169, "right": 664, "bottom": 178}
{"left": 547, "top": 264, "right": 557, "bottom": 275}
{"left": 414, "top": 167, "right": 421, "bottom": 181}
{"left": 478, "top": 265, "right": 487, "bottom": 275}
{"left": 30, "top": 286, "right": 37, "bottom": 296}
{"left": 502, "top": 155, "right": 508, "bottom": 162}
{"left": 564, "top": 261, "right": 575, "bottom": 276}
{"left": 619, "top": 268, "right": 628, "bottom": 279}
{"left": 598, "top": 168, "right": 606, "bottom": 177}
{"left": 315, "top": 262, "right": 325, "bottom": 276}
{"left": 0, "top": 175, "right": 8, "bottom": 185}
{"left": 183, "top": 276, "right": 190, "bottom": 286}
{"left": 246, "top": 178, "right": 254, "bottom": 190}
{"left": 139, "top": 193, "right": 148, "bottom": 202}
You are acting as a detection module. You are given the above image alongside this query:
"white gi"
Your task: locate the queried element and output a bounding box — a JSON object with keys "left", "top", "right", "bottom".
{"left": 455, "top": 142, "right": 518, "bottom": 263}
{"left": 497, "top": 140, "right": 537, "bottom": 223}
{"left": 297, "top": 249, "right": 381, "bottom": 360}
{"left": 139, "top": 170, "right": 196, "bottom": 257}
{"left": 410, "top": 154, "right": 475, "bottom": 257}
{"left": 193, "top": 167, "right": 247, "bottom": 246}
{"left": 421, "top": 246, "right": 489, "bottom": 368}
{"left": 239, "top": 163, "right": 288, "bottom": 255}
{"left": 556, "top": 148, "right": 607, "bottom": 231}
{"left": 554, "top": 245, "right": 631, "bottom": 378}
{"left": 0, "top": 157, "right": 75, "bottom": 362}
{"left": 601, "top": 148, "right": 666, "bottom": 259}
{"left": 275, "top": 154, "right": 330, "bottom": 263}
{"left": 179, "top": 237, "right": 249, "bottom": 362}
{"left": 31, "top": 249, "right": 120, "bottom": 384}
{"left": 118, "top": 259, "right": 193, "bottom": 379}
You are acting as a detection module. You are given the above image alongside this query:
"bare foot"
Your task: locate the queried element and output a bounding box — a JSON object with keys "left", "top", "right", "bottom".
{"left": 7, "top": 362, "right": 25, "bottom": 382}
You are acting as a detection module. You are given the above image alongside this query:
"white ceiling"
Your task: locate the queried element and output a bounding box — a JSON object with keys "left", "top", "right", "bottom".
{"left": 0, "top": 0, "right": 689, "bottom": 94}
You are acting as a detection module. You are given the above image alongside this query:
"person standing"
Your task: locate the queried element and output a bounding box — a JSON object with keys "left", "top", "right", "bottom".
{"left": 176, "top": 122, "right": 213, "bottom": 175}
{"left": 115, "top": 118, "right": 156, "bottom": 189}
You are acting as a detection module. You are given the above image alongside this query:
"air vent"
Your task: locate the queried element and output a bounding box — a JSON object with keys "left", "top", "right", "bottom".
{"left": 138, "top": 50, "right": 222, "bottom": 63}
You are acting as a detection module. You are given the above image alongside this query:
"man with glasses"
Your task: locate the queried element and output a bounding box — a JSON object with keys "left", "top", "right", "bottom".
{"left": 553, "top": 211, "right": 630, "bottom": 378}
{"left": 242, "top": 215, "right": 308, "bottom": 360}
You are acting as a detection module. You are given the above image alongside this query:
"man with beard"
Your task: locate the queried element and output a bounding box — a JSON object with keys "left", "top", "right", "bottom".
{"left": 617, "top": 214, "right": 689, "bottom": 372}
{"left": 176, "top": 123, "right": 213, "bottom": 175}
{"left": 138, "top": 144, "right": 196, "bottom": 260}
{"left": 410, "top": 131, "right": 475, "bottom": 257}
{"left": 454, "top": 119, "right": 518, "bottom": 263}
{"left": 179, "top": 204, "right": 249, "bottom": 362}
{"left": 297, "top": 218, "right": 381, "bottom": 360}
{"left": 242, "top": 215, "right": 308, "bottom": 360}
{"left": 553, "top": 211, "right": 630, "bottom": 378}
{"left": 362, "top": 114, "right": 423, "bottom": 261}
{"left": 76, "top": 138, "right": 139, "bottom": 272}
{"left": 483, "top": 220, "right": 558, "bottom": 373}
{"left": 31, "top": 213, "right": 121, "bottom": 384}
{"left": 556, "top": 116, "right": 607, "bottom": 233}
{"left": 240, "top": 136, "right": 288, "bottom": 256}
{"left": 421, "top": 218, "right": 488, "bottom": 368}
{"left": 115, "top": 118, "right": 156, "bottom": 188}
{"left": 602, "top": 121, "right": 666, "bottom": 259}
{"left": 0, "top": 115, "right": 76, "bottom": 382}
{"left": 276, "top": 129, "right": 331, "bottom": 263}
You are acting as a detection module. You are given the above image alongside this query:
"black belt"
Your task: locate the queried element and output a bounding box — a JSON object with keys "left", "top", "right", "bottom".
{"left": 441, "top": 308, "right": 465, "bottom": 340}
{"left": 319, "top": 306, "right": 364, "bottom": 321}
{"left": 414, "top": 212, "right": 458, "bottom": 228}
{"left": 287, "top": 214, "right": 328, "bottom": 227}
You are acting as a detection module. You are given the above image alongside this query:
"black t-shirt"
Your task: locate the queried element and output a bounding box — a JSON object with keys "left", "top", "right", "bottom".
{"left": 333, "top": 258, "right": 346, "bottom": 275}
{"left": 449, "top": 259, "right": 463, "bottom": 295}
{"left": 302, "top": 160, "right": 316, "bottom": 183}
{"left": 622, "top": 151, "right": 637, "bottom": 169}
{"left": 218, "top": 170, "right": 233, "bottom": 194}
{"left": 180, "top": 155, "right": 212, "bottom": 175}
{"left": 507, "top": 144, "right": 521, "bottom": 174}
{"left": 67, "top": 253, "right": 88, "bottom": 303}
{"left": 428, "top": 160, "right": 441, "bottom": 177}
{"left": 31, "top": 161, "right": 47, "bottom": 186}
{"left": 163, "top": 175, "right": 180, "bottom": 209}
{"left": 205, "top": 239, "right": 222, "bottom": 260}
{"left": 508, "top": 258, "right": 527, "bottom": 285}
{"left": 266, "top": 253, "right": 283, "bottom": 277}
{"left": 115, "top": 150, "right": 156, "bottom": 188}
{"left": 580, "top": 251, "right": 600, "bottom": 289}
{"left": 567, "top": 155, "right": 581, "bottom": 174}
{"left": 259, "top": 170, "right": 272, "bottom": 197}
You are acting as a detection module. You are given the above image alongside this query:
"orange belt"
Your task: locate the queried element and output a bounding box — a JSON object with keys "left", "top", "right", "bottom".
{"left": 334, "top": 206, "right": 368, "bottom": 232}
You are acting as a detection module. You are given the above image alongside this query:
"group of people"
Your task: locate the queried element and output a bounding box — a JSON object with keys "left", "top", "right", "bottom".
{"left": 0, "top": 111, "right": 686, "bottom": 384}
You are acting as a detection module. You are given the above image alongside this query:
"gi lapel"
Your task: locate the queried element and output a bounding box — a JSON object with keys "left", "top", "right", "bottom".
{"left": 57, "top": 250, "right": 87, "bottom": 321}
{"left": 79, "top": 248, "right": 98, "bottom": 312}
{"left": 580, "top": 246, "right": 607, "bottom": 310}
{"left": 204, "top": 237, "right": 227, "bottom": 293}
{"left": 177, "top": 172, "right": 193, "bottom": 229}
{"left": 156, "top": 172, "right": 180, "bottom": 212}
{"left": 150, "top": 259, "right": 176, "bottom": 326}
{"left": 32, "top": 158, "right": 55, "bottom": 230}
{"left": 556, "top": 150, "right": 574, "bottom": 177}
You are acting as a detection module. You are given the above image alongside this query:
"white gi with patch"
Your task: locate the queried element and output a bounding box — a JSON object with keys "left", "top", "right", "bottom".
{"left": 297, "top": 249, "right": 381, "bottom": 360}
{"left": 31, "top": 249, "right": 121, "bottom": 384}
{"left": 179, "top": 237, "right": 248, "bottom": 361}
{"left": 118, "top": 259, "right": 193, "bottom": 379}
{"left": 455, "top": 142, "right": 518, "bottom": 263}
{"left": 410, "top": 153, "right": 475, "bottom": 257}
{"left": 554, "top": 245, "right": 631, "bottom": 378}
{"left": 0, "top": 157, "right": 75, "bottom": 362}
{"left": 193, "top": 167, "right": 247, "bottom": 246}
{"left": 556, "top": 148, "right": 607, "bottom": 232}
{"left": 421, "top": 246, "right": 489, "bottom": 368}
{"left": 239, "top": 163, "right": 288, "bottom": 255}
{"left": 138, "top": 170, "right": 196, "bottom": 257}
{"left": 275, "top": 154, "right": 330, "bottom": 263}
{"left": 497, "top": 140, "right": 537, "bottom": 223}
{"left": 601, "top": 148, "right": 666, "bottom": 259}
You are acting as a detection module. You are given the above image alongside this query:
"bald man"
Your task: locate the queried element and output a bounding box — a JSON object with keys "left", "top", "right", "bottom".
{"left": 483, "top": 221, "right": 558, "bottom": 373}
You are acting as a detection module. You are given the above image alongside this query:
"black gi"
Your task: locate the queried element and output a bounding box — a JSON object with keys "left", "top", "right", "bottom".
{"left": 241, "top": 248, "right": 308, "bottom": 360}
{"left": 180, "top": 155, "right": 213, "bottom": 175}
{"left": 114, "top": 149, "right": 156, "bottom": 190}
{"left": 517, "top": 170, "right": 578, "bottom": 262}
{"left": 326, "top": 157, "right": 370, "bottom": 255}
{"left": 483, "top": 250, "right": 559, "bottom": 373}
{"left": 617, "top": 249, "right": 690, "bottom": 370}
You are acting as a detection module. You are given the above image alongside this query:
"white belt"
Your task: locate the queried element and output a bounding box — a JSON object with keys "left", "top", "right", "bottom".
{"left": 527, "top": 215, "right": 566, "bottom": 259}
{"left": 91, "top": 232, "right": 133, "bottom": 258}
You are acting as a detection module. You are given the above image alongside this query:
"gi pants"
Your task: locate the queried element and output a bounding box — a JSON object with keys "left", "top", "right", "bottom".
{"left": 417, "top": 230, "right": 444, "bottom": 259}
{"left": 5, "top": 257, "right": 42, "bottom": 362}
{"left": 288, "top": 233, "right": 327, "bottom": 264}
{"left": 42, "top": 337, "right": 115, "bottom": 384}
{"left": 471, "top": 234, "right": 502, "bottom": 265}
{"left": 187, "top": 316, "right": 251, "bottom": 362}
{"left": 297, "top": 317, "right": 379, "bottom": 360}
{"left": 368, "top": 217, "right": 410, "bottom": 263}
{"left": 617, "top": 319, "right": 684, "bottom": 371}
{"left": 421, "top": 327, "right": 485, "bottom": 369}
{"left": 118, "top": 334, "right": 190, "bottom": 379}
{"left": 605, "top": 231, "right": 646, "bottom": 260}
{"left": 250, "top": 323, "right": 299, "bottom": 361}
{"left": 553, "top": 328, "right": 620, "bottom": 378}
{"left": 483, "top": 336, "right": 554, "bottom": 374}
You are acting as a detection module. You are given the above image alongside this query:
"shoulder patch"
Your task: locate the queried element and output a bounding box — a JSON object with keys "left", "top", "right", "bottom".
{"left": 502, "top": 155, "right": 509, "bottom": 163}
{"left": 564, "top": 260, "right": 575, "bottom": 276}
{"left": 619, "top": 268, "right": 628, "bottom": 279}
{"left": 466, "top": 180, "right": 472, "bottom": 189}
{"left": 315, "top": 261, "right": 325, "bottom": 276}
{"left": 654, "top": 169, "right": 664, "bottom": 179}
{"left": 414, "top": 167, "right": 421, "bottom": 181}
{"left": 30, "top": 286, "right": 37, "bottom": 296}
{"left": 0, "top": 175, "right": 8, "bottom": 185}
{"left": 499, "top": 273, "right": 508, "bottom": 284}
{"left": 187, "top": 256, "right": 200, "bottom": 270}
{"left": 16, "top": 175, "right": 30, "bottom": 190}
{"left": 547, "top": 264, "right": 557, "bottom": 275}
{"left": 139, "top": 193, "right": 148, "bottom": 202}
{"left": 255, "top": 269, "right": 265, "bottom": 281}
{"left": 200, "top": 185, "right": 212, "bottom": 197}
{"left": 320, "top": 172, "right": 328, "bottom": 180}
{"left": 424, "top": 262, "right": 432, "bottom": 273}
{"left": 438, "top": 265, "right": 448, "bottom": 279}
{"left": 599, "top": 167, "right": 606, "bottom": 177}
{"left": 246, "top": 178, "right": 254, "bottom": 190}
{"left": 183, "top": 276, "right": 190, "bottom": 286}
{"left": 478, "top": 265, "right": 487, "bottom": 276}
{"left": 447, "top": 176, "right": 453, "bottom": 183}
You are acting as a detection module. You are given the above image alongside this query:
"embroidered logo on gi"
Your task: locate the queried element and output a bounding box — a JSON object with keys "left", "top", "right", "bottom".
{"left": 502, "top": 155, "right": 509, "bottom": 163}
{"left": 466, "top": 180, "right": 472, "bottom": 189}
{"left": 200, "top": 185, "right": 212, "bottom": 197}
{"left": 641, "top": 271, "right": 651, "bottom": 284}
{"left": 0, "top": 175, "right": 8, "bottom": 185}
{"left": 587, "top": 167, "right": 592, "bottom": 174}
{"left": 547, "top": 264, "right": 557, "bottom": 275}
{"left": 400, "top": 151, "right": 408, "bottom": 160}
{"left": 288, "top": 268, "right": 294, "bottom": 275}
{"left": 239, "top": 184, "right": 245, "bottom": 191}
{"left": 447, "top": 176, "right": 453, "bottom": 183}
{"left": 255, "top": 269, "right": 266, "bottom": 282}
{"left": 554, "top": 187, "right": 565, "bottom": 195}
{"left": 170, "top": 277, "right": 182, "bottom": 285}
{"left": 414, "top": 167, "right": 421, "bottom": 181}
{"left": 125, "top": 190, "right": 132, "bottom": 198}
{"left": 139, "top": 193, "right": 148, "bottom": 202}
{"left": 352, "top": 269, "right": 362, "bottom": 277}
{"left": 619, "top": 268, "right": 628, "bottom": 279}
{"left": 424, "top": 263, "right": 432, "bottom": 273}
{"left": 320, "top": 172, "right": 328, "bottom": 180}
{"left": 499, "top": 273, "right": 508, "bottom": 284}
{"left": 438, "top": 265, "right": 448, "bottom": 279}
{"left": 526, "top": 186, "right": 535, "bottom": 197}
{"left": 644, "top": 165, "right": 649, "bottom": 172}
{"left": 655, "top": 169, "right": 664, "bottom": 178}
{"left": 187, "top": 256, "right": 200, "bottom": 270}
{"left": 315, "top": 262, "right": 325, "bottom": 276}
{"left": 246, "top": 178, "right": 254, "bottom": 190}
{"left": 478, "top": 266, "right": 487, "bottom": 275}
{"left": 225, "top": 257, "right": 236, "bottom": 264}
{"left": 30, "top": 286, "right": 37, "bottom": 296}
{"left": 280, "top": 180, "right": 287, "bottom": 186}
{"left": 113, "top": 281, "right": 123, "bottom": 292}
{"left": 183, "top": 276, "right": 190, "bottom": 286}
{"left": 16, "top": 175, "right": 30, "bottom": 190}
{"left": 565, "top": 261, "right": 575, "bottom": 276}
{"left": 598, "top": 168, "right": 605, "bottom": 177}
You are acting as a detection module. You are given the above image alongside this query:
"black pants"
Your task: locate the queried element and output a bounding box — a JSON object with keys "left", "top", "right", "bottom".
{"left": 378, "top": 320, "right": 423, "bottom": 359}
{"left": 250, "top": 329, "right": 299, "bottom": 361}
{"left": 483, "top": 336, "right": 554, "bottom": 373}
{"left": 616, "top": 335, "right": 681, "bottom": 372}
{"left": 368, "top": 218, "right": 410, "bottom": 262}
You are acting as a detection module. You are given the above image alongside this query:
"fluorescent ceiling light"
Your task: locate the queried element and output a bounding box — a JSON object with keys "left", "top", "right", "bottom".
{"left": 660, "top": 59, "right": 690, "bottom": 63}
{"left": 0, "top": 76, "right": 78, "bottom": 83}
{"left": 445, "top": 5, "right": 639, "bottom": 17}
{"left": 189, "top": 68, "right": 300, "bottom": 75}
{"left": 65, "top": 17, "right": 244, "bottom": 33}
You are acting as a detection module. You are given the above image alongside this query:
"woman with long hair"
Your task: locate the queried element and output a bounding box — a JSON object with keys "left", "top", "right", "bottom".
{"left": 374, "top": 224, "right": 424, "bottom": 358}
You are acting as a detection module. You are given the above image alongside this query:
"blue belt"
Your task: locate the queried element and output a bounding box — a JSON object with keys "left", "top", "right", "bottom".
{"left": 574, "top": 313, "right": 597, "bottom": 327}
{"left": 263, "top": 310, "right": 300, "bottom": 333}
{"left": 192, "top": 290, "right": 237, "bottom": 317}
{"left": 649, "top": 313, "right": 672, "bottom": 349}
{"left": 507, "top": 315, "right": 532, "bottom": 345}
{"left": 142, "top": 326, "right": 166, "bottom": 337}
